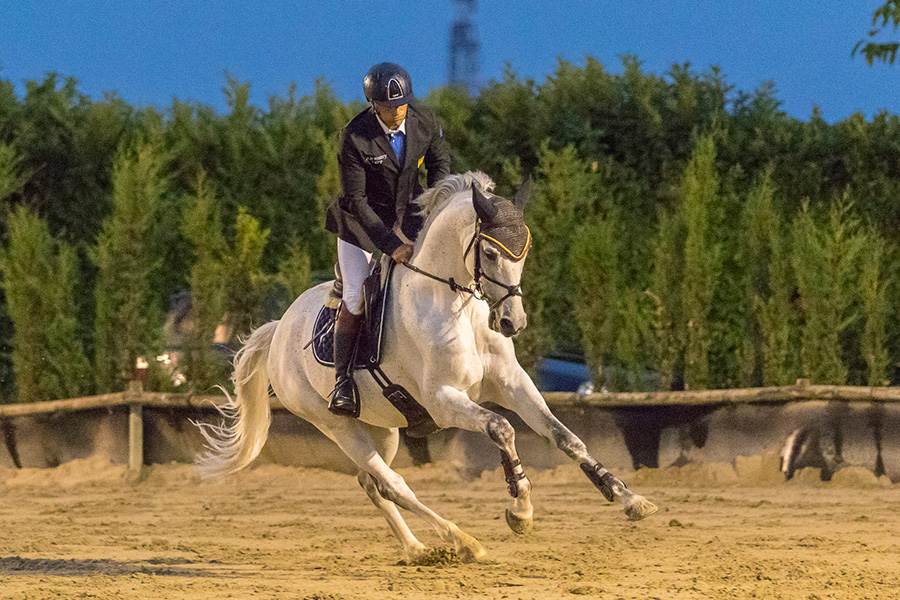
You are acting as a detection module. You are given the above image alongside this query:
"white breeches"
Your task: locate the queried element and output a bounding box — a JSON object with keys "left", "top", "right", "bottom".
{"left": 337, "top": 238, "right": 373, "bottom": 315}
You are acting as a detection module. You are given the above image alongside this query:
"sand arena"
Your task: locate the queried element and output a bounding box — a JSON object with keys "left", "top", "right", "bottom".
{"left": 1, "top": 449, "right": 898, "bottom": 600}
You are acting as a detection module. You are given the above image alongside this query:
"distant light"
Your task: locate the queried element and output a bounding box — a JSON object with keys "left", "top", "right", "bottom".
{"left": 135, "top": 357, "right": 149, "bottom": 370}
{"left": 577, "top": 382, "right": 595, "bottom": 396}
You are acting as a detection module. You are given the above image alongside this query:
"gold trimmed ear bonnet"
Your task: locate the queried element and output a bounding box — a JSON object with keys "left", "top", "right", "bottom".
{"left": 471, "top": 180, "right": 532, "bottom": 261}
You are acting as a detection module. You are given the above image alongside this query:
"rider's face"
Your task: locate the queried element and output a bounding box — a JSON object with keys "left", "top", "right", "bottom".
{"left": 374, "top": 102, "right": 408, "bottom": 130}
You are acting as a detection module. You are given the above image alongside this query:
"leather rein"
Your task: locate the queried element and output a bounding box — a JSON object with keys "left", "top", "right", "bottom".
{"left": 401, "top": 220, "right": 527, "bottom": 311}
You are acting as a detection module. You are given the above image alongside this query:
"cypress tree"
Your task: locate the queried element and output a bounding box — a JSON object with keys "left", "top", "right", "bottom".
{"left": 524, "top": 143, "right": 594, "bottom": 364}
{"left": 708, "top": 175, "right": 755, "bottom": 389}
{"left": 0, "top": 143, "right": 28, "bottom": 402}
{"left": 571, "top": 215, "right": 618, "bottom": 387}
{"left": 182, "top": 173, "right": 229, "bottom": 391}
{"left": 680, "top": 135, "right": 722, "bottom": 390}
{"left": 0, "top": 143, "right": 27, "bottom": 203}
{"left": 859, "top": 230, "right": 891, "bottom": 386}
{"left": 92, "top": 142, "right": 166, "bottom": 392}
{"left": 613, "top": 290, "right": 655, "bottom": 391}
{"left": 791, "top": 199, "right": 866, "bottom": 384}
{"left": 742, "top": 172, "right": 797, "bottom": 386}
{"left": 1, "top": 206, "right": 91, "bottom": 402}
{"left": 224, "top": 207, "right": 271, "bottom": 342}
{"left": 277, "top": 237, "right": 312, "bottom": 308}
{"left": 647, "top": 209, "right": 685, "bottom": 390}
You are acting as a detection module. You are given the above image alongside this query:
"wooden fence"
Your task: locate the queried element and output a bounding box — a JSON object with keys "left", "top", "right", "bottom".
{"left": 2, "top": 380, "right": 899, "bottom": 478}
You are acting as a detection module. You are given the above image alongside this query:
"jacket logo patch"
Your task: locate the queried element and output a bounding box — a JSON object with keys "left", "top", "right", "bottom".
{"left": 365, "top": 154, "right": 388, "bottom": 164}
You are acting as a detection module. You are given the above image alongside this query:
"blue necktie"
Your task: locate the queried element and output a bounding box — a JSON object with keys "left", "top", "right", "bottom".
{"left": 389, "top": 131, "right": 405, "bottom": 165}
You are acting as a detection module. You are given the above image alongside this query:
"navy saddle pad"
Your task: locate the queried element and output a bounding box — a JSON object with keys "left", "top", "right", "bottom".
{"left": 312, "top": 260, "right": 393, "bottom": 369}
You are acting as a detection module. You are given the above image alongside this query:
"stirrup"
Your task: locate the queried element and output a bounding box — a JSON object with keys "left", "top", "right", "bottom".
{"left": 328, "top": 375, "right": 360, "bottom": 418}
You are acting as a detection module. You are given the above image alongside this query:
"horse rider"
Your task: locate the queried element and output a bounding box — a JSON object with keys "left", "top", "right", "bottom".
{"left": 324, "top": 62, "right": 451, "bottom": 418}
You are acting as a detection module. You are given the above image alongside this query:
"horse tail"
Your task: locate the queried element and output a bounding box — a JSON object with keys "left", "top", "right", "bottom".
{"left": 194, "top": 320, "right": 279, "bottom": 479}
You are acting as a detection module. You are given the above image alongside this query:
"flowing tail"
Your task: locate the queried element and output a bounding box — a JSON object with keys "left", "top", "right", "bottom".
{"left": 194, "top": 320, "right": 280, "bottom": 478}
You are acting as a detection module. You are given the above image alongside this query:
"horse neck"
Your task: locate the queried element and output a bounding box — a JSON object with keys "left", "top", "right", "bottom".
{"left": 412, "top": 200, "right": 474, "bottom": 290}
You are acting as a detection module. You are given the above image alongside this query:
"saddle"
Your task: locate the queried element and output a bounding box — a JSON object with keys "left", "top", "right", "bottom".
{"left": 312, "top": 258, "right": 392, "bottom": 370}
{"left": 310, "top": 258, "right": 439, "bottom": 437}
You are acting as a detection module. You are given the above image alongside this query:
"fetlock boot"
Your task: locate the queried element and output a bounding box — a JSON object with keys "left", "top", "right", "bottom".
{"left": 328, "top": 304, "right": 364, "bottom": 417}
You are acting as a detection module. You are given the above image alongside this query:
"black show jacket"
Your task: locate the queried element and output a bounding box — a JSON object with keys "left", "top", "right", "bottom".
{"left": 325, "top": 103, "right": 450, "bottom": 255}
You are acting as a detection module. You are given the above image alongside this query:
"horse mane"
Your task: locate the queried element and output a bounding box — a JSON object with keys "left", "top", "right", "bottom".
{"left": 418, "top": 172, "right": 495, "bottom": 240}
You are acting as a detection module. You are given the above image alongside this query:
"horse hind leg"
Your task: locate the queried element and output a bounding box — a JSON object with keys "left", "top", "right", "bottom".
{"left": 356, "top": 426, "right": 426, "bottom": 562}
{"left": 357, "top": 471, "right": 427, "bottom": 562}
{"left": 324, "top": 418, "right": 487, "bottom": 563}
{"left": 271, "top": 344, "right": 484, "bottom": 561}
{"left": 361, "top": 452, "right": 486, "bottom": 563}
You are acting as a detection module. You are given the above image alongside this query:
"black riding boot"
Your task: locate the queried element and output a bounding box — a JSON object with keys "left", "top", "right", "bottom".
{"left": 328, "top": 304, "right": 364, "bottom": 418}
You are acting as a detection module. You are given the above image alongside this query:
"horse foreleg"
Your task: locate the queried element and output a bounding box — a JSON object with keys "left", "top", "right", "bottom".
{"left": 429, "top": 385, "right": 535, "bottom": 534}
{"left": 497, "top": 369, "right": 658, "bottom": 521}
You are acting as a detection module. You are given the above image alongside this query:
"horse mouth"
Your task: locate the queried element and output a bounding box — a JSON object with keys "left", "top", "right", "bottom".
{"left": 488, "top": 311, "right": 502, "bottom": 335}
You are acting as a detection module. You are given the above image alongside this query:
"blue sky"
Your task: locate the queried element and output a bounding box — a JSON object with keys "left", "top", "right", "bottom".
{"left": 0, "top": 1, "right": 897, "bottom": 123}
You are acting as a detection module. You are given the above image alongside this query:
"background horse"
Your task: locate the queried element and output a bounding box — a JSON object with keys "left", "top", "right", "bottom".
{"left": 196, "top": 172, "right": 657, "bottom": 563}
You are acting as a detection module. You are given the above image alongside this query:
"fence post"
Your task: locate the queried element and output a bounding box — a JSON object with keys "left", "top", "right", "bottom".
{"left": 125, "top": 380, "right": 144, "bottom": 481}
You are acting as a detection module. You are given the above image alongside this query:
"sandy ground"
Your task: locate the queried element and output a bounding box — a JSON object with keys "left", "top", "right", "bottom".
{"left": 1, "top": 455, "right": 898, "bottom": 600}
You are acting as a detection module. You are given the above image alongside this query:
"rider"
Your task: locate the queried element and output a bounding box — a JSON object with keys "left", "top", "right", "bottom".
{"left": 324, "top": 62, "right": 451, "bottom": 418}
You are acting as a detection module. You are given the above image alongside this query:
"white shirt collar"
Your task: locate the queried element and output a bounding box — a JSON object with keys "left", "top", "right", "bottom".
{"left": 374, "top": 110, "right": 407, "bottom": 136}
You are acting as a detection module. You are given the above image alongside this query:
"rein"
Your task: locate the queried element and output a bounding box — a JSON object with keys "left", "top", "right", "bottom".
{"left": 402, "top": 220, "right": 524, "bottom": 310}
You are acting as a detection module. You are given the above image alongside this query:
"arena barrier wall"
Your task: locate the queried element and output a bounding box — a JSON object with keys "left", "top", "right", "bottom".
{"left": 0, "top": 381, "right": 898, "bottom": 483}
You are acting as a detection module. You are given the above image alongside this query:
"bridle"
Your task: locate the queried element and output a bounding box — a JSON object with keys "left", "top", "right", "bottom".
{"left": 402, "top": 219, "right": 530, "bottom": 311}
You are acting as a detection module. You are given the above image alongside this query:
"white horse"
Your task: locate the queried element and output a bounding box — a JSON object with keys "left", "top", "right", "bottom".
{"left": 196, "top": 172, "right": 657, "bottom": 563}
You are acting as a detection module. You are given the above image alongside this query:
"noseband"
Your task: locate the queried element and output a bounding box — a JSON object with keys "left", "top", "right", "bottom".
{"left": 402, "top": 219, "right": 530, "bottom": 311}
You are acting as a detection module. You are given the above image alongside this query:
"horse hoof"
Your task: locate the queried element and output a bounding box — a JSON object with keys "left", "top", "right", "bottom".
{"left": 625, "top": 496, "right": 659, "bottom": 521}
{"left": 405, "top": 544, "right": 429, "bottom": 563}
{"left": 450, "top": 526, "right": 487, "bottom": 563}
{"left": 457, "top": 540, "right": 487, "bottom": 563}
{"left": 505, "top": 508, "right": 534, "bottom": 535}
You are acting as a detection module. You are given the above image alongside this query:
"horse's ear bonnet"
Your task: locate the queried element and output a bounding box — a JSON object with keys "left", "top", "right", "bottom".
{"left": 471, "top": 182, "right": 532, "bottom": 261}
{"left": 513, "top": 177, "right": 532, "bottom": 211}
{"left": 472, "top": 185, "right": 498, "bottom": 222}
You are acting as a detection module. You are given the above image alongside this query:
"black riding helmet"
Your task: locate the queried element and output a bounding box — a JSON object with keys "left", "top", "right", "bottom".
{"left": 363, "top": 62, "right": 414, "bottom": 107}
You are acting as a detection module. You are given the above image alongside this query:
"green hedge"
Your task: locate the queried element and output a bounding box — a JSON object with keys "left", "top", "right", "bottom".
{"left": 1, "top": 58, "right": 899, "bottom": 400}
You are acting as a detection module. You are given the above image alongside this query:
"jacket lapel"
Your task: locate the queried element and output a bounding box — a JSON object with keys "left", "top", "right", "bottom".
{"left": 403, "top": 108, "right": 423, "bottom": 172}
{"left": 366, "top": 109, "right": 401, "bottom": 170}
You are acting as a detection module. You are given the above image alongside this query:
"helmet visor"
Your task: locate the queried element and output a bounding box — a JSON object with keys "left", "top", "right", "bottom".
{"left": 372, "top": 95, "right": 413, "bottom": 109}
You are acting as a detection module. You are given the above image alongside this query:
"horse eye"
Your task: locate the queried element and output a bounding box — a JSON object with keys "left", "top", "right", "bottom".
{"left": 484, "top": 247, "right": 499, "bottom": 261}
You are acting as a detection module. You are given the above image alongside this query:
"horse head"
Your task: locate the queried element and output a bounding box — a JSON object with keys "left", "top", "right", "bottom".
{"left": 472, "top": 180, "right": 532, "bottom": 337}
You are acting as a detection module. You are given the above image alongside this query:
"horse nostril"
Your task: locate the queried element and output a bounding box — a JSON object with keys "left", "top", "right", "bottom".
{"left": 499, "top": 317, "right": 516, "bottom": 337}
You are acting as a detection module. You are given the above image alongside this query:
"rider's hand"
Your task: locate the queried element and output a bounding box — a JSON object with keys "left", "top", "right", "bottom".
{"left": 391, "top": 243, "right": 414, "bottom": 265}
